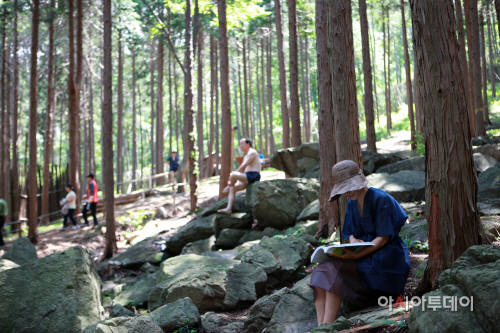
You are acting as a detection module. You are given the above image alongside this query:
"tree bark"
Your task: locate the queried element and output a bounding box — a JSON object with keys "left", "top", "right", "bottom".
{"left": 359, "top": 0, "right": 377, "bottom": 152}
{"left": 12, "top": 0, "right": 20, "bottom": 224}
{"left": 243, "top": 38, "right": 249, "bottom": 137}
{"left": 288, "top": 0, "right": 301, "bottom": 147}
{"left": 132, "top": 45, "right": 137, "bottom": 190}
{"left": 248, "top": 41, "right": 255, "bottom": 146}
{"left": 262, "top": 39, "right": 269, "bottom": 155}
{"left": 102, "top": 0, "right": 116, "bottom": 258}
{"left": 267, "top": 36, "right": 276, "bottom": 153}
{"left": 386, "top": 9, "right": 392, "bottom": 133}
{"left": 487, "top": 4, "right": 497, "bottom": 99}
{"left": 42, "top": 0, "right": 56, "bottom": 224}
{"left": 169, "top": 10, "right": 173, "bottom": 156}
{"left": 275, "top": 0, "right": 290, "bottom": 148}
{"left": 255, "top": 44, "right": 263, "bottom": 152}
{"left": 208, "top": 34, "right": 214, "bottom": 178}
{"left": 300, "top": 34, "right": 307, "bottom": 141}
{"left": 150, "top": 39, "right": 155, "bottom": 181}
{"left": 197, "top": 30, "right": 204, "bottom": 180}
{"left": 410, "top": 0, "right": 488, "bottom": 293}
{"left": 383, "top": 20, "right": 390, "bottom": 135}
{"left": 218, "top": 0, "right": 232, "bottom": 201}
{"left": 215, "top": 41, "right": 220, "bottom": 175}
{"left": 328, "top": 0, "right": 363, "bottom": 233}
{"left": 117, "top": 29, "right": 123, "bottom": 193}
{"left": 184, "top": 0, "right": 197, "bottom": 210}
{"left": 157, "top": 36, "right": 165, "bottom": 185}
{"left": 0, "top": 10, "right": 5, "bottom": 202}
{"left": 481, "top": 13, "right": 491, "bottom": 125}
{"left": 455, "top": 0, "right": 475, "bottom": 137}
{"left": 400, "top": 0, "right": 415, "bottom": 150}
{"left": 304, "top": 34, "right": 312, "bottom": 143}
{"left": 315, "top": 0, "right": 339, "bottom": 238}
{"left": 28, "top": 0, "right": 40, "bottom": 243}
{"left": 238, "top": 46, "right": 244, "bottom": 140}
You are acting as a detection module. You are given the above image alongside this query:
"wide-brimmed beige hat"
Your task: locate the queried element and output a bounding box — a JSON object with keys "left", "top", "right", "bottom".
{"left": 329, "top": 160, "right": 368, "bottom": 201}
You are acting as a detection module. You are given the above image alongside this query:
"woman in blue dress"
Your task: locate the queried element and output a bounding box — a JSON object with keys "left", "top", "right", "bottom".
{"left": 309, "top": 160, "right": 410, "bottom": 326}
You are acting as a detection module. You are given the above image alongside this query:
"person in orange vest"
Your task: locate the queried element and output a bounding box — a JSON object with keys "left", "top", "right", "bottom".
{"left": 82, "top": 173, "right": 99, "bottom": 229}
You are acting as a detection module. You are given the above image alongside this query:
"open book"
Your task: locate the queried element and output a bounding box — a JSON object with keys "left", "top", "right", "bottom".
{"left": 311, "top": 242, "right": 375, "bottom": 264}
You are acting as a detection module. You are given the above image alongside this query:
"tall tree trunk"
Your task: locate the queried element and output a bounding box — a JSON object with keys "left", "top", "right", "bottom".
{"left": 370, "top": 18, "right": 380, "bottom": 123}
{"left": 28, "top": 0, "right": 40, "bottom": 243}
{"left": 0, "top": 8, "right": 6, "bottom": 203}
{"left": 233, "top": 68, "right": 241, "bottom": 141}
{"left": 359, "top": 0, "right": 377, "bottom": 152}
{"left": 248, "top": 41, "right": 255, "bottom": 146}
{"left": 215, "top": 42, "right": 220, "bottom": 175}
{"left": 150, "top": 39, "right": 155, "bottom": 181}
{"left": 267, "top": 36, "right": 275, "bottom": 153}
{"left": 481, "top": 13, "right": 491, "bottom": 125}
{"left": 255, "top": 44, "right": 263, "bottom": 152}
{"left": 275, "top": 0, "right": 290, "bottom": 148}
{"left": 184, "top": 0, "right": 197, "bottom": 210}
{"left": 328, "top": 0, "right": 363, "bottom": 233}
{"left": 487, "top": 5, "right": 497, "bottom": 99}
{"left": 117, "top": 30, "right": 123, "bottom": 193}
{"left": 88, "top": 15, "right": 96, "bottom": 174}
{"left": 456, "top": 0, "right": 475, "bottom": 137}
{"left": 243, "top": 38, "right": 249, "bottom": 137}
{"left": 42, "top": 0, "right": 56, "bottom": 224}
{"left": 288, "top": 0, "right": 301, "bottom": 147}
{"left": 410, "top": 0, "right": 488, "bottom": 293}
{"left": 495, "top": 0, "right": 500, "bottom": 46}
{"left": 386, "top": 9, "right": 392, "bottom": 132}
{"left": 157, "top": 37, "right": 165, "bottom": 185}
{"left": 68, "top": 0, "right": 80, "bottom": 213}
{"left": 218, "top": 0, "right": 232, "bottom": 200}
{"left": 316, "top": 0, "right": 339, "bottom": 238}
{"left": 262, "top": 39, "right": 269, "bottom": 155}
{"left": 304, "top": 34, "right": 312, "bottom": 143}
{"left": 300, "top": 34, "right": 307, "bottom": 142}
{"left": 383, "top": 20, "right": 390, "bottom": 135}
{"left": 174, "top": 56, "right": 180, "bottom": 155}
{"left": 208, "top": 34, "right": 214, "bottom": 178}
{"left": 237, "top": 46, "right": 244, "bottom": 140}
{"left": 75, "top": 0, "right": 82, "bottom": 210}
{"left": 197, "top": 30, "right": 204, "bottom": 180}
{"left": 11, "top": 0, "right": 19, "bottom": 225}
{"left": 465, "top": 0, "right": 486, "bottom": 136}
{"left": 132, "top": 45, "right": 137, "bottom": 190}
{"left": 102, "top": 0, "right": 116, "bottom": 258}
{"left": 168, "top": 8, "right": 173, "bottom": 156}
{"left": 400, "top": 0, "right": 415, "bottom": 150}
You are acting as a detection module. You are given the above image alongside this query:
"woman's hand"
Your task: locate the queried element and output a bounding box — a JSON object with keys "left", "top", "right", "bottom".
{"left": 349, "top": 235, "right": 364, "bottom": 243}
{"left": 329, "top": 248, "right": 361, "bottom": 260}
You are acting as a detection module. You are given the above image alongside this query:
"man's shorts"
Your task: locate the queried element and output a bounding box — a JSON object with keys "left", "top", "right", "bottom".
{"left": 246, "top": 172, "right": 261, "bottom": 184}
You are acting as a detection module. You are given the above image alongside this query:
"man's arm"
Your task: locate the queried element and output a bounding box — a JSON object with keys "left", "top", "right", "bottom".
{"left": 236, "top": 151, "right": 258, "bottom": 172}
{"left": 88, "top": 182, "right": 95, "bottom": 203}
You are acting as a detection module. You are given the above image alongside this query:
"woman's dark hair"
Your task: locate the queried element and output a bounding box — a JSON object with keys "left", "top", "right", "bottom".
{"left": 242, "top": 137, "right": 252, "bottom": 147}
{"left": 65, "top": 183, "right": 75, "bottom": 191}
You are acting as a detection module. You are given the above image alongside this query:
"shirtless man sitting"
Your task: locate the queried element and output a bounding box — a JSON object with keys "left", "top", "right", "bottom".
{"left": 218, "top": 137, "right": 262, "bottom": 215}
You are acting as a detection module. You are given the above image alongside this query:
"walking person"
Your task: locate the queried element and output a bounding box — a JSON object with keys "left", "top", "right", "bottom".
{"left": 82, "top": 173, "right": 99, "bottom": 229}
{"left": 0, "top": 197, "right": 8, "bottom": 248}
{"left": 61, "top": 184, "right": 79, "bottom": 231}
{"left": 167, "top": 151, "right": 180, "bottom": 183}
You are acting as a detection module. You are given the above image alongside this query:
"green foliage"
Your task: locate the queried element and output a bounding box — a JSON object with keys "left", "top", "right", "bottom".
{"left": 413, "top": 132, "right": 425, "bottom": 156}
{"left": 173, "top": 319, "right": 198, "bottom": 333}
{"left": 117, "top": 209, "right": 149, "bottom": 231}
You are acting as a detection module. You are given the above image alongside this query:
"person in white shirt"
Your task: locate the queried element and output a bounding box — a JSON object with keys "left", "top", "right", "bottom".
{"left": 60, "top": 184, "right": 80, "bottom": 231}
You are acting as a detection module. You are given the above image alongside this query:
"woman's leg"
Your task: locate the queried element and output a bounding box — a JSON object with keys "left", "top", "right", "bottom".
{"left": 323, "top": 291, "right": 342, "bottom": 324}
{"left": 314, "top": 287, "right": 326, "bottom": 326}
{"left": 63, "top": 214, "right": 68, "bottom": 227}
{"left": 68, "top": 209, "right": 78, "bottom": 226}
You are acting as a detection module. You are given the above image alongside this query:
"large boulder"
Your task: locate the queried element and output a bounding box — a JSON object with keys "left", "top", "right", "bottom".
{"left": 244, "top": 287, "right": 290, "bottom": 333}
{"left": 83, "top": 317, "right": 163, "bottom": 333}
{"left": 109, "top": 304, "right": 138, "bottom": 318}
{"left": 2, "top": 237, "right": 38, "bottom": 265}
{"left": 286, "top": 220, "right": 319, "bottom": 237}
{"left": 202, "top": 240, "right": 260, "bottom": 260}
{"left": 473, "top": 143, "right": 500, "bottom": 161}
{"left": 113, "top": 273, "right": 158, "bottom": 309}
{"left": 269, "top": 142, "right": 320, "bottom": 178}
{"left": 239, "top": 236, "right": 313, "bottom": 286}
{"left": 214, "top": 212, "right": 253, "bottom": 236}
{"left": 477, "top": 163, "right": 500, "bottom": 215}
{"left": 247, "top": 178, "right": 320, "bottom": 229}
{"left": 376, "top": 155, "right": 425, "bottom": 174}
{"left": 0, "top": 258, "right": 19, "bottom": 272}
{"left": 474, "top": 153, "right": 499, "bottom": 173}
{"left": 237, "top": 227, "right": 281, "bottom": 245}
{"left": 166, "top": 215, "right": 216, "bottom": 255}
{"left": 409, "top": 245, "right": 500, "bottom": 333}
{"left": 199, "top": 194, "right": 248, "bottom": 217}
{"left": 399, "top": 219, "right": 428, "bottom": 243}
{"left": 362, "top": 150, "right": 403, "bottom": 175}
{"left": 157, "top": 254, "right": 239, "bottom": 283}
{"left": 98, "top": 237, "right": 163, "bottom": 272}
{"left": 366, "top": 170, "right": 425, "bottom": 202}
{"left": 143, "top": 298, "right": 201, "bottom": 332}
{"left": 0, "top": 246, "right": 105, "bottom": 333}
{"left": 481, "top": 216, "right": 500, "bottom": 241}
{"left": 223, "top": 262, "right": 268, "bottom": 310}
{"left": 215, "top": 229, "right": 248, "bottom": 248}
{"left": 297, "top": 199, "right": 319, "bottom": 222}
{"left": 181, "top": 236, "right": 216, "bottom": 255}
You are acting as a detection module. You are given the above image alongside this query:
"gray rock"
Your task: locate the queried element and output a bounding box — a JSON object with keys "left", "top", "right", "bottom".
{"left": 408, "top": 245, "right": 500, "bottom": 333}
{"left": 473, "top": 143, "right": 500, "bottom": 160}
{"left": 143, "top": 298, "right": 201, "bottom": 332}
{"left": 166, "top": 215, "right": 216, "bottom": 254}
{"left": 472, "top": 135, "right": 493, "bottom": 146}
{"left": 362, "top": 150, "right": 401, "bottom": 175}
{"left": 203, "top": 240, "right": 260, "bottom": 260}
{"left": 224, "top": 263, "right": 267, "bottom": 310}
{"left": 2, "top": 237, "right": 38, "bottom": 265}
{"left": 0, "top": 259, "right": 19, "bottom": 272}
{"left": 98, "top": 237, "right": 163, "bottom": 271}
{"left": 201, "top": 312, "right": 223, "bottom": 331}
{"left": 392, "top": 150, "right": 418, "bottom": 160}
{"left": 216, "top": 229, "right": 248, "bottom": 248}
{"left": 239, "top": 236, "right": 313, "bottom": 286}
{"left": 244, "top": 287, "right": 290, "bottom": 333}
{"left": 181, "top": 236, "right": 216, "bottom": 255}
{"left": 214, "top": 212, "right": 253, "bottom": 236}
{"left": 247, "top": 178, "right": 320, "bottom": 229}
{"left": 141, "top": 262, "right": 159, "bottom": 274}
{"left": 366, "top": 171, "right": 425, "bottom": 202}
{"left": 478, "top": 162, "right": 500, "bottom": 199}
{"left": 109, "top": 304, "right": 138, "bottom": 318}
{"left": 157, "top": 254, "right": 239, "bottom": 283}
{"left": 399, "top": 219, "right": 428, "bottom": 243}
{"left": 311, "top": 317, "right": 353, "bottom": 333}
{"left": 82, "top": 317, "right": 163, "bottom": 333}
{"left": 286, "top": 220, "right": 319, "bottom": 237}
{"left": 155, "top": 206, "right": 169, "bottom": 219}
{"left": 113, "top": 273, "right": 158, "bottom": 309}
{"left": 297, "top": 199, "right": 319, "bottom": 222}
{"left": 347, "top": 304, "right": 407, "bottom": 325}
{"left": 377, "top": 155, "right": 425, "bottom": 174}
{"left": 264, "top": 275, "right": 317, "bottom": 333}
{"left": 474, "top": 153, "right": 499, "bottom": 173}
{"left": 269, "top": 142, "right": 320, "bottom": 178}
{"left": 481, "top": 216, "right": 500, "bottom": 241}
{"left": 237, "top": 227, "right": 281, "bottom": 245}
{"left": 0, "top": 246, "right": 104, "bottom": 333}
{"left": 199, "top": 194, "right": 248, "bottom": 217}
{"left": 218, "top": 322, "right": 244, "bottom": 333}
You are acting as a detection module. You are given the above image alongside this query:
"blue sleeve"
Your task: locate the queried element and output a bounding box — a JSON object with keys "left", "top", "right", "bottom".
{"left": 342, "top": 202, "right": 354, "bottom": 240}
{"left": 375, "top": 196, "right": 398, "bottom": 240}
{"left": 89, "top": 182, "right": 94, "bottom": 195}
